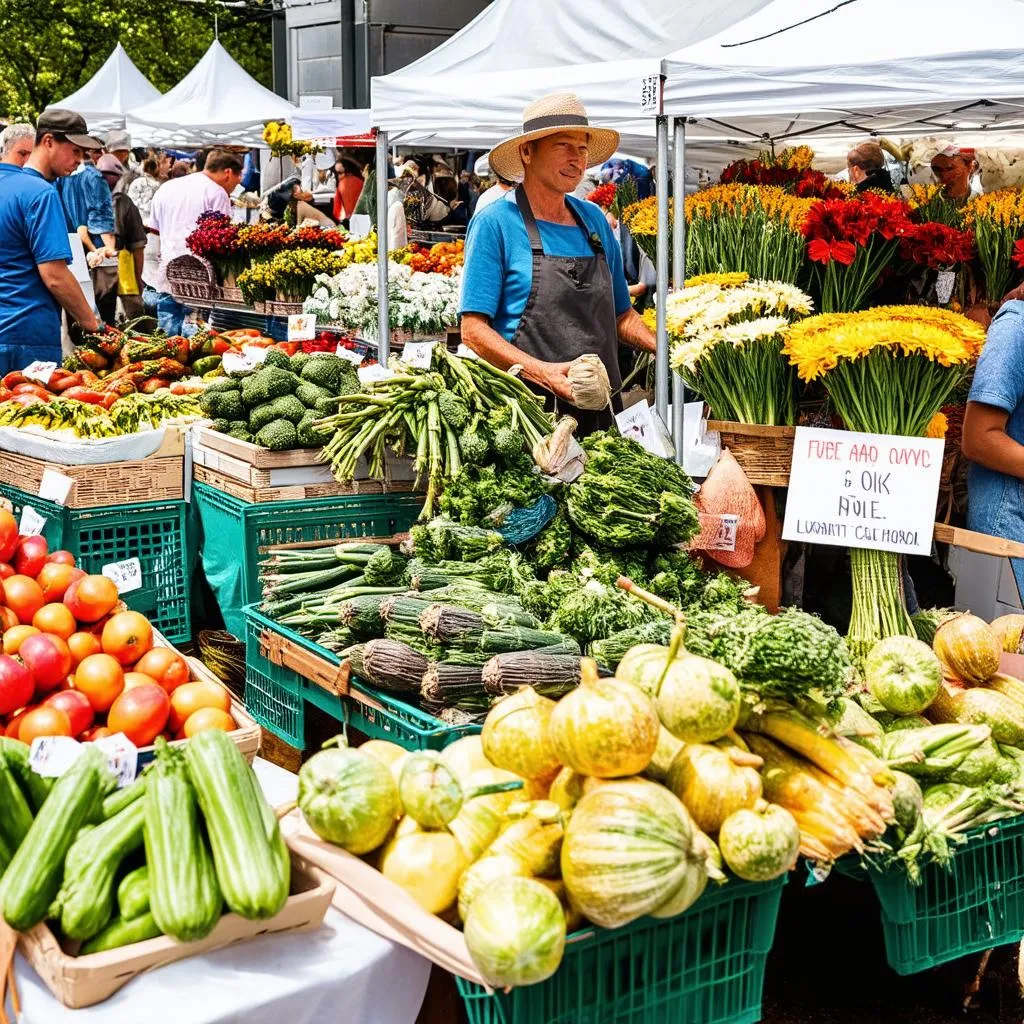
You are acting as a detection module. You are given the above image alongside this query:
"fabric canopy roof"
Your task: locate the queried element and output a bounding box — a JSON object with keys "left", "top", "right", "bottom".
{"left": 371, "top": 0, "right": 772, "bottom": 154}
{"left": 127, "top": 40, "right": 297, "bottom": 147}
{"left": 662, "top": 0, "right": 1024, "bottom": 141}
{"left": 289, "top": 108, "right": 373, "bottom": 143}
{"left": 48, "top": 43, "right": 161, "bottom": 135}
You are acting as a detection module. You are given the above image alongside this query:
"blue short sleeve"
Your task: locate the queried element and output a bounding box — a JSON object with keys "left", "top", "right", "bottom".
{"left": 969, "top": 302, "right": 1024, "bottom": 414}
{"left": 83, "top": 171, "right": 115, "bottom": 236}
{"left": 26, "top": 189, "right": 72, "bottom": 266}
{"left": 460, "top": 207, "right": 506, "bottom": 319}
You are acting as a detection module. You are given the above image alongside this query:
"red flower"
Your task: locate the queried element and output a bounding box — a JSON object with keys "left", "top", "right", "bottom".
{"left": 1013, "top": 238, "right": 1024, "bottom": 270}
{"left": 901, "top": 222, "right": 975, "bottom": 268}
{"left": 808, "top": 239, "right": 858, "bottom": 265}
{"left": 586, "top": 183, "right": 617, "bottom": 208}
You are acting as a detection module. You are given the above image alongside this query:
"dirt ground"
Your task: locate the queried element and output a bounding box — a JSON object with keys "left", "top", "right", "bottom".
{"left": 761, "top": 873, "right": 1024, "bottom": 1024}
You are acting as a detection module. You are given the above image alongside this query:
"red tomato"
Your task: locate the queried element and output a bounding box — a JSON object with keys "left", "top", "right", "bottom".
{"left": 168, "top": 680, "right": 231, "bottom": 733}
{"left": 107, "top": 683, "right": 169, "bottom": 747}
{"left": 36, "top": 562, "right": 80, "bottom": 603}
{"left": 134, "top": 647, "right": 191, "bottom": 695}
{"left": 46, "top": 550, "right": 76, "bottom": 566}
{"left": 0, "top": 511, "right": 17, "bottom": 563}
{"left": 44, "top": 689, "right": 94, "bottom": 737}
{"left": 80, "top": 725, "right": 113, "bottom": 742}
{"left": 182, "top": 706, "right": 235, "bottom": 737}
{"left": 64, "top": 575, "right": 119, "bottom": 623}
{"left": 18, "top": 705, "right": 71, "bottom": 744}
{"left": 67, "top": 631, "right": 102, "bottom": 665}
{"left": 3, "top": 575, "right": 45, "bottom": 624}
{"left": 101, "top": 611, "right": 153, "bottom": 666}
{"left": 2, "top": 624, "right": 38, "bottom": 656}
{"left": 5, "top": 706, "right": 34, "bottom": 738}
{"left": 74, "top": 653, "right": 124, "bottom": 712}
{"left": 19, "top": 633, "right": 72, "bottom": 691}
{"left": 13, "top": 535, "right": 48, "bottom": 578}
{"left": 0, "top": 563, "right": 14, "bottom": 581}
{"left": 0, "top": 607, "right": 17, "bottom": 631}
{"left": 32, "top": 602, "right": 76, "bottom": 640}
{"left": 0, "top": 654, "right": 35, "bottom": 716}
{"left": 122, "top": 671, "right": 159, "bottom": 691}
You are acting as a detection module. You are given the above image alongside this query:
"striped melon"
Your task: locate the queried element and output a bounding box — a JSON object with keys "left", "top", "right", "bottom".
{"left": 928, "top": 679, "right": 1024, "bottom": 746}
{"left": 933, "top": 614, "right": 1000, "bottom": 685}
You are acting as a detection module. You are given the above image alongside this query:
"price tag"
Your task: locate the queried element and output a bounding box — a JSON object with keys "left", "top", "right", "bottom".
{"left": 39, "top": 469, "right": 75, "bottom": 506}
{"left": 102, "top": 557, "right": 142, "bottom": 594}
{"left": 455, "top": 343, "right": 479, "bottom": 361}
{"left": 19, "top": 505, "right": 47, "bottom": 537}
{"left": 222, "top": 347, "right": 270, "bottom": 375}
{"left": 29, "top": 736, "right": 84, "bottom": 778}
{"left": 358, "top": 363, "right": 395, "bottom": 385}
{"left": 23, "top": 360, "right": 57, "bottom": 385}
{"left": 640, "top": 74, "right": 661, "bottom": 114}
{"left": 93, "top": 733, "right": 139, "bottom": 788}
{"left": 335, "top": 344, "right": 364, "bottom": 365}
{"left": 287, "top": 313, "right": 316, "bottom": 341}
{"left": 707, "top": 514, "right": 739, "bottom": 552}
{"left": 936, "top": 269, "right": 956, "bottom": 305}
{"left": 614, "top": 401, "right": 675, "bottom": 458}
{"left": 402, "top": 341, "right": 435, "bottom": 369}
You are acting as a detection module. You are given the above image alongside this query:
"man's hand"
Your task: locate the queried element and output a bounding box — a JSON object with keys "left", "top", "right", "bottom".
{"left": 76, "top": 311, "right": 102, "bottom": 333}
{"left": 538, "top": 361, "right": 574, "bottom": 403}
{"left": 1002, "top": 284, "right": 1024, "bottom": 306}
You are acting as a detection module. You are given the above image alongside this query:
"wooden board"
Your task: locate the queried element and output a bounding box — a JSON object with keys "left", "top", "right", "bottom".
{"left": 193, "top": 464, "right": 381, "bottom": 504}
{"left": 934, "top": 523, "right": 1024, "bottom": 560}
{"left": 194, "top": 425, "right": 331, "bottom": 469}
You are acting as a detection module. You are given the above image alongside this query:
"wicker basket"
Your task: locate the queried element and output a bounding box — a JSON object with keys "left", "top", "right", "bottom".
{"left": 166, "top": 254, "right": 215, "bottom": 304}
{"left": 264, "top": 298, "right": 305, "bottom": 317}
{"left": 706, "top": 420, "right": 796, "bottom": 486}
{"left": 218, "top": 284, "right": 245, "bottom": 304}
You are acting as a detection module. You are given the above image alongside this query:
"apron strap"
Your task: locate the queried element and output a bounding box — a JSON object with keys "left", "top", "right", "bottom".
{"left": 515, "top": 186, "right": 603, "bottom": 257}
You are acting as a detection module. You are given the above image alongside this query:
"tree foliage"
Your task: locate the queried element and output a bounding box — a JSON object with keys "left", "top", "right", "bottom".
{"left": 0, "top": 0, "right": 275, "bottom": 121}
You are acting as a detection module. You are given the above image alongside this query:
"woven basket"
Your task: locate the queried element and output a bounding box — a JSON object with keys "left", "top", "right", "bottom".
{"left": 219, "top": 284, "right": 244, "bottom": 304}
{"left": 166, "top": 254, "right": 215, "bottom": 304}
{"left": 706, "top": 421, "right": 795, "bottom": 486}
{"left": 264, "top": 299, "right": 305, "bottom": 317}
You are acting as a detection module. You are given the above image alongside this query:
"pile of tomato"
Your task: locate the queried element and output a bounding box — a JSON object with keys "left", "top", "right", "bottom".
{"left": 0, "top": 511, "right": 234, "bottom": 749}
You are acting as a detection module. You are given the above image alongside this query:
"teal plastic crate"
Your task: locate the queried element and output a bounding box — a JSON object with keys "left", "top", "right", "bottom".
{"left": 193, "top": 482, "right": 421, "bottom": 640}
{"left": 243, "top": 604, "right": 477, "bottom": 750}
{"left": 457, "top": 875, "right": 786, "bottom": 1024}
{"left": 0, "top": 485, "right": 191, "bottom": 644}
{"left": 837, "top": 813, "right": 1024, "bottom": 975}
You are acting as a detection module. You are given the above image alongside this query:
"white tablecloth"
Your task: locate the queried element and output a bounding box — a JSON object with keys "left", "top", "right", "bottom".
{"left": 7, "top": 759, "right": 431, "bottom": 1024}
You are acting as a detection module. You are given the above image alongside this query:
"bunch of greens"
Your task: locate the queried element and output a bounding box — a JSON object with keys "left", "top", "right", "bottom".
{"left": 409, "top": 518, "right": 505, "bottom": 562}
{"left": 438, "top": 453, "right": 548, "bottom": 526}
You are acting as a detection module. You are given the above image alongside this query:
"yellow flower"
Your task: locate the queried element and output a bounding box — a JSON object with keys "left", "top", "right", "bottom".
{"left": 925, "top": 411, "right": 949, "bottom": 438}
{"left": 684, "top": 271, "right": 749, "bottom": 288}
{"left": 964, "top": 187, "right": 1024, "bottom": 229}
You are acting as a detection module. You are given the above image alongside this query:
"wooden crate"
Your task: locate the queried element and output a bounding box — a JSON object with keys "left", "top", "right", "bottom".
{"left": 18, "top": 851, "right": 334, "bottom": 1008}
{"left": 193, "top": 426, "right": 330, "bottom": 470}
{"left": 0, "top": 450, "right": 183, "bottom": 507}
{"left": 193, "top": 464, "right": 381, "bottom": 504}
{"left": 707, "top": 420, "right": 795, "bottom": 486}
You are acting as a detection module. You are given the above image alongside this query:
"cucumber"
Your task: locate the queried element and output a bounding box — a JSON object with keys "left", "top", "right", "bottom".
{"left": 79, "top": 912, "right": 163, "bottom": 955}
{"left": 101, "top": 775, "right": 147, "bottom": 820}
{"left": 0, "top": 736, "right": 53, "bottom": 812}
{"left": 117, "top": 865, "right": 151, "bottom": 921}
{"left": 0, "top": 749, "right": 33, "bottom": 851}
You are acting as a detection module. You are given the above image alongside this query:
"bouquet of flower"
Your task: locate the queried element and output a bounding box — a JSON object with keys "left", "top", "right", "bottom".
{"left": 720, "top": 147, "right": 851, "bottom": 200}
{"left": 907, "top": 184, "right": 964, "bottom": 229}
{"left": 238, "top": 248, "right": 344, "bottom": 304}
{"left": 186, "top": 212, "right": 243, "bottom": 282}
{"left": 586, "top": 183, "right": 617, "bottom": 209}
{"left": 783, "top": 306, "right": 985, "bottom": 658}
{"left": 801, "top": 192, "right": 912, "bottom": 312}
{"left": 965, "top": 188, "right": 1024, "bottom": 303}
{"left": 290, "top": 225, "right": 348, "bottom": 251}
{"left": 236, "top": 222, "right": 292, "bottom": 260}
{"left": 664, "top": 273, "right": 812, "bottom": 425}
{"left": 262, "top": 121, "right": 320, "bottom": 160}
{"left": 899, "top": 222, "right": 975, "bottom": 270}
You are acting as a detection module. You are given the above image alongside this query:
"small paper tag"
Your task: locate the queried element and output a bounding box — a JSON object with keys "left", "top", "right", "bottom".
{"left": 222, "top": 346, "right": 270, "bottom": 374}
{"left": 640, "top": 74, "right": 660, "bottom": 114}
{"left": 936, "top": 269, "right": 956, "bottom": 305}
{"left": 288, "top": 313, "right": 316, "bottom": 341}
{"left": 19, "top": 505, "right": 47, "bottom": 536}
{"left": 614, "top": 401, "right": 675, "bottom": 458}
{"left": 39, "top": 468, "right": 75, "bottom": 505}
{"left": 335, "top": 344, "right": 364, "bottom": 365}
{"left": 455, "top": 343, "right": 479, "bottom": 361}
{"left": 94, "top": 733, "right": 139, "bottom": 788}
{"left": 402, "top": 341, "right": 435, "bottom": 369}
{"left": 102, "top": 556, "right": 143, "bottom": 594}
{"left": 23, "top": 360, "right": 57, "bottom": 385}
{"left": 708, "top": 513, "right": 739, "bottom": 552}
{"left": 29, "top": 735, "right": 84, "bottom": 777}
{"left": 358, "top": 363, "right": 395, "bottom": 385}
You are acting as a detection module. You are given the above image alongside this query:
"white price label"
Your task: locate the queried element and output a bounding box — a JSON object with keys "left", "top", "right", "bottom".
{"left": 39, "top": 469, "right": 75, "bottom": 506}
{"left": 640, "top": 74, "right": 661, "bottom": 114}
{"left": 402, "top": 341, "right": 435, "bottom": 369}
{"left": 335, "top": 344, "right": 364, "bottom": 365}
{"left": 707, "top": 514, "right": 739, "bottom": 552}
{"left": 455, "top": 343, "right": 479, "bottom": 361}
{"left": 102, "top": 557, "right": 142, "bottom": 594}
{"left": 358, "top": 363, "right": 395, "bottom": 385}
{"left": 614, "top": 401, "right": 675, "bottom": 459}
{"left": 23, "top": 360, "right": 57, "bottom": 385}
{"left": 29, "top": 736, "right": 84, "bottom": 778}
{"left": 94, "top": 733, "right": 139, "bottom": 788}
{"left": 287, "top": 313, "right": 316, "bottom": 341}
{"left": 936, "top": 269, "right": 956, "bottom": 305}
{"left": 222, "top": 346, "right": 270, "bottom": 375}
{"left": 19, "top": 505, "right": 47, "bottom": 537}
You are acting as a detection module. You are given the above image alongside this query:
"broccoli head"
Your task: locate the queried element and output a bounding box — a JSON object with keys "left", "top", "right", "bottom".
{"left": 301, "top": 355, "right": 346, "bottom": 392}
{"left": 459, "top": 430, "right": 489, "bottom": 465}
{"left": 261, "top": 348, "right": 292, "bottom": 369}
{"left": 240, "top": 366, "right": 299, "bottom": 407}
{"left": 296, "top": 381, "right": 333, "bottom": 409}
{"left": 296, "top": 409, "right": 331, "bottom": 448}
{"left": 204, "top": 378, "right": 240, "bottom": 394}
{"left": 210, "top": 418, "right": 231, "bottom": 434}
{"left": 290, "top": 352, "right": 310, "bottom": 374}
{"left": 337, "top": 364, "right": 360, "bottom": 395}
{"left": 250, "top": 394, "right": 306, "bottom": 432}
{"left": 254, "top": 418, "right": 298, "bottom": 450}
{"left": 437, "top": 390, "right": 470, "bottom": 430}
{"left": 200, "top": 389, "right": 244, "bottom": 421}
{"left": 492, "top": 426, "right": 521, "bottom": 459}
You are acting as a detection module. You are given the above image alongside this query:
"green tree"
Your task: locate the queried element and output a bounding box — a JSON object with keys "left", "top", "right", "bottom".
{"left": 0, "top": 0, "right": 275, "bottom": 121}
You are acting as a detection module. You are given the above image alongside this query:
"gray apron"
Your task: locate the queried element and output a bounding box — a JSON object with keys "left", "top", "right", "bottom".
{"left": 511, "top": 187, "right": 622, "bottom": 435}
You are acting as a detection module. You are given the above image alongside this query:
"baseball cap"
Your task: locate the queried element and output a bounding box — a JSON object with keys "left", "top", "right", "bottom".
{"left": 96, "top": 154, "right": 126, "bottom": 179}
{"left": 104, "top": 129, "right": 131, "bottom": 152}
{"left": 36, "top": 108, "right": 103, "bottom": 149}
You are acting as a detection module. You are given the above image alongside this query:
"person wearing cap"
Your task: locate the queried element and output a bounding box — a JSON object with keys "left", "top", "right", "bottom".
{"left": 0, "top": 109, "right": 102, "bottom": 369}
{"left": 931, "top": 145, "right": 981, "bottom": 205}
{"left": 95, "top": 155, "right": 148, "bottom": 322}
{"left": 460, "top": 92, "right": 655, "bottom": 434}
{"left": 104, "top": 130, "right": 137, "bottom": 192}
{"left": 0, "top": 124, "right": 35, "bottom": 168}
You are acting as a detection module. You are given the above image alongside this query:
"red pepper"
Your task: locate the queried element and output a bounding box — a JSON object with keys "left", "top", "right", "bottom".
{"left": 50, "top": 372, "right": 83, "bottom": 393}
{"left": 12, "top": 383, "right": 52, "bottom": 399}
{"left": 62, "top": 387, "right": 109, "bottom": 406}
{"left": 11, "top": 393, "right": 48, "bottom": 407}
{"left": 1, "top": 372, "right": 27, "bottom": 390}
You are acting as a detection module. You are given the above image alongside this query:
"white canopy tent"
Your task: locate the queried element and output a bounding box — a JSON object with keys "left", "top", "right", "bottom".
{"left": 127, "top": 40, "right": 297, "bottom": 148}
{"left": 48, "top": 43, "right": 161, "bottom": 136}
{"left": 289, "top": 109, "right": 373, "bottom": 144}
{"left": 662, "top": 0, "right": 1024, "bottom": 141}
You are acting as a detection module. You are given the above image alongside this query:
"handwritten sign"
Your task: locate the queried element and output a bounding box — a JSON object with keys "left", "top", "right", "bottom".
{"left": 30, "top": 733, "right": 138, "bottom": 787}
{"left": 287, "top": 313, "right": 316, "bottom": 341}
{"left": 222, "top": 347, "right": 269, "bottom": 375}
{"left": 102, "top": 556, "right": 143, "bottom": 594}
{"left": 782, "top": 426, "right": 943, "bottom": 556}
{"left": 707, "top": 513, "right": 738, "bottom": 552}
{"left": 23, "top": 360, "right": 57, "bottom": 385}
{"left": 19, "top": 505, "right": 46, "bottom": 537}
{"left": 402, "top": 341, "right": 435, "bottom": 369}
{"left": 640, "top": 74, "right": 660, "bottom": 114}
{"left": 614, "top": 401, "right": 675, "bottom": 458}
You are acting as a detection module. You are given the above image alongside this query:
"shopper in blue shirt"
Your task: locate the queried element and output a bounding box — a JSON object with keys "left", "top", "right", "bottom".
{"left": 55, "top": 143, "right": 116, "bottom": 252}
{"left": 0, "top": 109, "right": 103, "bottom": 370}
{"left": 460, "top": 93, "right": 655, "bottom": 435}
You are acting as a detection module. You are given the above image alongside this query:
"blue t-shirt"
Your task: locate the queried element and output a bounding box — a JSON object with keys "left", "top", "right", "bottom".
{"left": 460, "top": 191, "right": 631, "bottom": 341}
{"left": 55, "top": 164, "right": 114, "bottom": 248}
{"left": 0, "top": 165, "right": 73, "bottom": 351}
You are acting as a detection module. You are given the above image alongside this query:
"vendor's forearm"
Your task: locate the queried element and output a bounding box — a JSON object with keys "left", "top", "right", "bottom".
{"left": 461, "top": 314, "right": 555, "bottom": 389}
{"left": 133, "top": 248, "right": 144, "bottom": 285}
{"left": 100, "top": 232, "right": 116, "bottom": 251}
{"left": 616, "top": 308, "right": 656, "bottom": 353}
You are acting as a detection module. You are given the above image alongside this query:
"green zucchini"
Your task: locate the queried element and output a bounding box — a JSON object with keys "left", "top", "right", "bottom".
{"left": 0, "top": 828, "right": 13, "bottom": 875}
{"left": 56, "top": 798, "right": 146, "bottom": 941}
{"left": 1, "top": 746, "right": 110, "bottom": 931}
{"left": 0, "top": 749, "right": 33, "bottom": 851}
{"left": 0, "top": 736, "right": 53, "bottom": 812}
{"left": 117, "top": 865, "right": 151, "bottom": 920}
{"left": 144, "top": 740, "right": 222, "bottom": 942}
{"left": 101, "top": 774, "right": 147, "bottom": 820}
{"left": 79, "top": 912, "right": 163, "bottom": 955}
{"left": 185, "top": 729, "right": 289, "bottom": 920}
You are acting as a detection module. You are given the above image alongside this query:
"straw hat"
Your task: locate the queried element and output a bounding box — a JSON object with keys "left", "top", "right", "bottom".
{"left": 488, "top": 92, "right": 619, "bottom": 183}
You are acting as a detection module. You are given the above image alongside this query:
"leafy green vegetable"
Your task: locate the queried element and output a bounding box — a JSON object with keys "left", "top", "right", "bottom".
{"left": 589, "top": 620, "right": 673, "bottom": 671}
{"left": 410, "top": 518, "right": 505, "bottom": 562}
{"left": 439, "top": 455, "right": 546, "bottom": 526}
{"left": 528, "top": 506, "right": 572, "bottom": 572}
{"left": 362, "top": 547, "right": 408, "bottom": 587}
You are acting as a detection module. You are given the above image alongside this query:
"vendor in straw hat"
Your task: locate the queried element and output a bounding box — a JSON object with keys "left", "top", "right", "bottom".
{"left": 460, "top": 92, "right": 655, "bottom": 433}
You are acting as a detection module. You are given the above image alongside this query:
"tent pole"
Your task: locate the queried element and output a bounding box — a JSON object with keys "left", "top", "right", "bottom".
{"left": 375, "top": 129, "right": 390, "bottom": 363}
{"left": 654, "top": 115, "right": 670, "bottom": 423}
{"left": 671, "top": 117, "right": 687, "bottom": 466}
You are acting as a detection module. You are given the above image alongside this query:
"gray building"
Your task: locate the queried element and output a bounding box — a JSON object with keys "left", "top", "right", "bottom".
{"left": 279, "top": 0, "right": 490, "bottom": 109}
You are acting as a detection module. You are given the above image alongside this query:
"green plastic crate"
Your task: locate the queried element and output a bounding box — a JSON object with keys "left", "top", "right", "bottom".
{"left": 0, "top": 485, "right": 191, "bottom": 644}
{"left": 243, "top": 604, "right": 477, "bottom": 750}
{"left": 457, "top": 875, "right": 786, "bottom": 1024}
{"left": 841, "top": 814, "right": 1024, "bottom": 975}
{"left": 193, "top": 481, "right": 421, "bottom": 639}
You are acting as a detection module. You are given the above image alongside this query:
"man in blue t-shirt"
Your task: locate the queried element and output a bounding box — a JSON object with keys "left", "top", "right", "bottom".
{"left": 460, "top": 93, "right": 655, "bottom": 432}
{"left": 0, "top": 109, "right": 103, "bottom": 370}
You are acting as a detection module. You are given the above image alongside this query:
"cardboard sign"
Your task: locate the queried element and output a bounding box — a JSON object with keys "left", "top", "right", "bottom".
{"left": 39, "top": 468, "right": 75, "bottom": 505}
{"left": 222, "top": 347, "right": 269, "bottom": 374}
{"left": 23, "top": 360, "right": 57, "bottom": 385}
{"left": 782, "top": 426, "right": 944, "bottom": 556}
{"left": 19, "top": 505, "right": 46, "bottom": 537}
{"left": 614, "top": 400, "right": 675, "bottom": 459}
{"left": 102, "top": 556, "right": 143, "bottom": 594}
{"left": 358, "top": 363, "right": 395, "bottom": 385}
{"left": 402, "top": 341, "right": 435, "bottom": 369}
{"left": 287, "top": 313, "right": 316, "bottom": 341}
{"left": 336, "top": 344, "right": 364, "bottom": 365}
